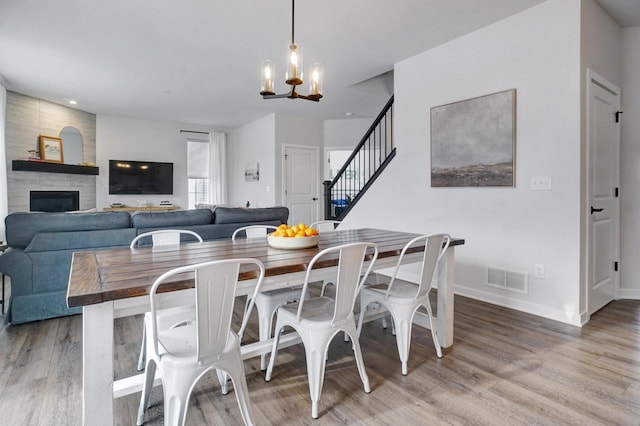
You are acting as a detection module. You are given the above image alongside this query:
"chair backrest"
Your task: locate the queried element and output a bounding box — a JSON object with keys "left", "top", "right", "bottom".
{"left": 130, "top": 229, "right": 204, "bottom": 249}
{"left": 309, "top": 220, "right": 349, "bottom": 233}
{"left": 297, "top": 242, "right": 378, "bottom": 326}
{"left": 148, "top": 258, "right": 265, "bottom": 364}
{"left": 386, "top": 234, "right": 450, "bottom": 300}
{"left": 231, "top": 225, "right": 278, "bottom": 241}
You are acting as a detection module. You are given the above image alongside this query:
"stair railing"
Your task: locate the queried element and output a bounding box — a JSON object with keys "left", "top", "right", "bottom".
{"left": 323, "top": 95, "right": 395, "bottom": 220}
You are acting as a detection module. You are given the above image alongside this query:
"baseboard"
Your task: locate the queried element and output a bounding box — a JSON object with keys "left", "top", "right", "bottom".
{"left": 619, "top": 288, "right": 640, "bottom": 299}
{"left": 454, "top": 284, "right": 582, "bottom": 327}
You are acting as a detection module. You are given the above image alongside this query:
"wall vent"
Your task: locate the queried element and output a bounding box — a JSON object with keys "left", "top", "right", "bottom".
{"left": 487, "top": 267, "right": 528, "bottom": 294}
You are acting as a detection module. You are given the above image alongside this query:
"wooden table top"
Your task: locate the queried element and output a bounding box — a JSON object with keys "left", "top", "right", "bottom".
{"left": 67, "top": 228, "right": 464, "bottom": 308}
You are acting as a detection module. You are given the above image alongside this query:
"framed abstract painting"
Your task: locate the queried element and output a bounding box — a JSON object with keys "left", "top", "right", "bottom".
{"left": 431, "top": 89, "right": 516, "bottom": 187}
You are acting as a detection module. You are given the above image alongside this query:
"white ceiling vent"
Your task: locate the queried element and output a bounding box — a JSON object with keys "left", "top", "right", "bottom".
{"left": 487, "top": 267, "right": 528, "bottom": 294}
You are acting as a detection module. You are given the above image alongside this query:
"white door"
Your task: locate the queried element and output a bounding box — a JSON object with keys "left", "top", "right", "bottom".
{"left": 283, "top": 145, "right": 319, "bottom": 226}
{"left": 587, "top": 71, "right": 621, "bottom": 315}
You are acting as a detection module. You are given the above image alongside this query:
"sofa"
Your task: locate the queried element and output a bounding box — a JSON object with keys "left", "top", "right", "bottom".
{"left": 0, "top": 206, "right": 289, "bottom": 324}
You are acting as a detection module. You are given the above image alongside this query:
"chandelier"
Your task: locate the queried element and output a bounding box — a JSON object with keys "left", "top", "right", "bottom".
{"left": 260, "top": 0, "right": 323, "bottom": 102}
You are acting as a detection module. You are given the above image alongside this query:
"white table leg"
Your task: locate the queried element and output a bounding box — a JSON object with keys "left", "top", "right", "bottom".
{"left": 83, "top": 301, "right": 114, "bottom": 426}
{"left": 436, "top": 246, "right": 455, "bottom": 348}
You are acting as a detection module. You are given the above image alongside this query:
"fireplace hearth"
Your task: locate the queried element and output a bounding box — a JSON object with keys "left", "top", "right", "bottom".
{"left": 30, "top": 191, "right": 80, "bottom": 212}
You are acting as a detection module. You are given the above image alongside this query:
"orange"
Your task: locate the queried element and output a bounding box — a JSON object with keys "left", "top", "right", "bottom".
{"left": 286, "top": 228, "right": 295, "bottom": 237}
{"left": 295, "top": 232, "right": 306, "bottom": 238}
{"left": 298, "top": 223, "right": 307, "bottom": 231}
{"left": 291, "top": 225, "right": 299, "bottom": 234}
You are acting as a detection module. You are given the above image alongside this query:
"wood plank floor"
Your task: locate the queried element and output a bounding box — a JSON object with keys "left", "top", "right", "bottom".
{"left": 0, "top": 293, "right": 638, "bottom": 425}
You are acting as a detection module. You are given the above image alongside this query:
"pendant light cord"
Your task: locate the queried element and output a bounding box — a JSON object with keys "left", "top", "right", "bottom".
{"left": 291, "top": 0, "right": 295, "bottom": 45}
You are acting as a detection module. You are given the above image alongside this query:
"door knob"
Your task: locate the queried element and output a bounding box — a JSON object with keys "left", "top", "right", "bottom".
{"left": 590, "top": 206, "right": 604, "bottom": 214}
{"left": 312, "top": 197, "right": 318, "bottom": 201}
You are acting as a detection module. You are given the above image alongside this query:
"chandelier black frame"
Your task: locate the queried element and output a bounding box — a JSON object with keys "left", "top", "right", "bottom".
{"left": 260, "top": 0, "right": 323, "bottom": 102}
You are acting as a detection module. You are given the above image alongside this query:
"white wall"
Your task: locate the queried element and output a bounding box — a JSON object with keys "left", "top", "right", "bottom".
{"left": 96, "top": 115, "right": 216, "bottom": 210}
{"left": 227, "top": 114, "right": 276, "bottom": 208}
{"left": 324, "top": 118, "right": 372, "bottom": 149}
{"left": 620, "top": 26, "right": 640, "bottom": 298}
{"left": 323, "top": 118, "right": 372, "bottom": 180}
{"left": 344, "top": 0, "right": 584, "bottom": 325}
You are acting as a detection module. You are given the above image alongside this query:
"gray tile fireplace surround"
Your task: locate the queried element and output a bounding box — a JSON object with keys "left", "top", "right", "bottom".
{"left": 5, "top": 91, "right": 97, "bottom": 213}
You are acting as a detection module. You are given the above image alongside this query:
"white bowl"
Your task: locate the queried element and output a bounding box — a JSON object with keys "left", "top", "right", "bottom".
{"left": 268, "top": 234, "right": 319, "bottom": 249}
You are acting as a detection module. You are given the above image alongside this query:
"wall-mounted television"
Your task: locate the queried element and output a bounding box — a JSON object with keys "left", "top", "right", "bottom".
{"left": 109, "top": 160, "right": 173, "bottom": 195}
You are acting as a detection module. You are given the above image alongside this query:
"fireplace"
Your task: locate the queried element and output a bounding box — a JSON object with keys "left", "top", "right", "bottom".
{"left": 30, "top": 191, "right": 80, "bottom": 212}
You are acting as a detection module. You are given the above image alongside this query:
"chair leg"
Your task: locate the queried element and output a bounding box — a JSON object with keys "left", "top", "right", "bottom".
{"left": 356, "top": 293, "right": 370, "bottom": 337}
{"left": 390, "top": 308, "right": 415, "bottom": 376}
{"left": 255, "top": 298, "right": 274, "bottom": 370}
{"left": 424, "top": 301, "right": 442, "bottom": 358}
{"left": 265, "top": 317, "right": 285, "bottom": 382}
{"left": 217, "top": 369, "right": 229, "bottom": 395}
{"left": 136, "top": 360, "right": 157, "bottom": 425}
{"left": 161, "top": 366, "right": 195, "bottom": 426}
{"left": 301, "top": 333, "right": 331, "bottom": 419}
{"left": 343, "top": 323, "right": 371, "bottom": 394}
{"left": 223, "top": 356, "right": 256, "bottom": 426}
{"left": 137, "top": 322, "right": 147, "bottom": 371}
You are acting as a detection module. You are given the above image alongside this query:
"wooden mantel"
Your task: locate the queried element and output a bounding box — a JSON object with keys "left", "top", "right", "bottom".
{"left": 12, "top": 160, "right": 99, "bottom": 176}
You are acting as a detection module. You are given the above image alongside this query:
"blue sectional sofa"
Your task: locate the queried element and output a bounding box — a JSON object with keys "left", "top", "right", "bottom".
{"left": 0, "top": 206, "right": 289, "bottom": 324}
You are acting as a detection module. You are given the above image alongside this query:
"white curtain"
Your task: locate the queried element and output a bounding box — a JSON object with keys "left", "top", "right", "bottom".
{"left": 0, "top": 85, "right": 7, "bottom": 242}
{"left": 208, "top": 131, "right": 227, "bottom": 205}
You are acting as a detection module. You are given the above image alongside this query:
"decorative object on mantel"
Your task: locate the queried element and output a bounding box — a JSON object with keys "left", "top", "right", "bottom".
{"left": 59, "top": 126, "right": 83, "bottom": 166}
{"left": 39, "top": 135, "right": 64, "bottom": 163}
{"left": 430, "top": 89, "right": 516, "bottom": 187}
{"left": 259, "top": 0, "right": 323, "bottom": 102}
{"left": 27, "top": 149, "right": 38, "bottom": 159}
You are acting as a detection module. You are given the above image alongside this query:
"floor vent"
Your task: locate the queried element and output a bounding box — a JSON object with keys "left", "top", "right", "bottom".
{"left": 487, "top": 267, "right": 528, "bottom": 294}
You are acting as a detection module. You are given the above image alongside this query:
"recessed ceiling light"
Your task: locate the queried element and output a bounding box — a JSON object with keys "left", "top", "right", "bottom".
{"left": 160, "top": 89, "right": 172, "bottom": 94}
{"left": 68, "top": 99, "right": 77, "bottom": 105}
{"left": 345, "top": 112, "right": 353, "bottom": 116}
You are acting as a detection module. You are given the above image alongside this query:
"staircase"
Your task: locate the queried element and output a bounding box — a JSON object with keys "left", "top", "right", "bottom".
{"left": 323, "top": 95, "right": 395, "bottom": 220}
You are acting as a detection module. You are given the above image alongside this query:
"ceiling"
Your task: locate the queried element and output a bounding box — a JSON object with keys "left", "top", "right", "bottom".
{"left": 0, "top": 0, "right": 637, "bottom": 128}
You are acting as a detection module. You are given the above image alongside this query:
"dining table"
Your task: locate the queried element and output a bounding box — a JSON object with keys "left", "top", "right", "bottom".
{"left": 67, "top": 228, "right": 464, "bottom": 425}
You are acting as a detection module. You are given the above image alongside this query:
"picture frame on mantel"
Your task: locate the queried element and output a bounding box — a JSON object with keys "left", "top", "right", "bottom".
{"left": 39, "top": 135, "right": 64, "bottom": 163}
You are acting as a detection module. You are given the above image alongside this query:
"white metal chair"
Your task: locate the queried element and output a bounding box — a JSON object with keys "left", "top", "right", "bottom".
{"left": 130, "top": 229, "right": 203, "bottom": 249}
{"left": 309, "top": 220, "right": 347, "bottom": 233}
{"left": 132, "top": 230, "right": 204, "bottom": 371}
{"left": 265, "top": 242, "right": 379, "bottom": 419}
{"left": 231, "top": 224, "right": 278, "bottom": 241}
{"left": 136, "top": 258, "right": 265, "bottom": 426}
{"left": 309, "top": 221, "right": 350, "bottom": 298}
{"left": 357, "top": 234, "right": 450, "bottom": 375}
{"left": 232, "top": 224, "right": 306, "bottom": 370}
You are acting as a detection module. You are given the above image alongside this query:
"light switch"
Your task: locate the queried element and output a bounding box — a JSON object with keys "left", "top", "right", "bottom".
{"left": 530, "top": 176, "right": 552, "bottom": 191}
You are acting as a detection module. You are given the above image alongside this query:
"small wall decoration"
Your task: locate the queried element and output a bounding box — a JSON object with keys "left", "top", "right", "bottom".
{"left": 244, "top": 162, "right": 260, "bottom": 182}
{"left": 431, "top": 89, "right": 516, "bottom": 187}
{"left": 39, "top": 135, "right": 64, "bottom": 163}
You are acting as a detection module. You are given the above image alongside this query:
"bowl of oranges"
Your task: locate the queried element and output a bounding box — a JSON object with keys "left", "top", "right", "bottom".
{"left": 267, "top": 223, "right": 320, "bottom": 249}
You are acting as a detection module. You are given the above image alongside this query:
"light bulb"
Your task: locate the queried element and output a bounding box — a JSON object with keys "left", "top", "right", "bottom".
{"left": 260, "top": 59, "right": 275, "bottom": 94}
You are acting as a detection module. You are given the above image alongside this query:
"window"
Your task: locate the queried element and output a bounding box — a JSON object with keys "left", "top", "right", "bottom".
{"left": 187, "top": 139, "right": 209, "bottom": 209}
